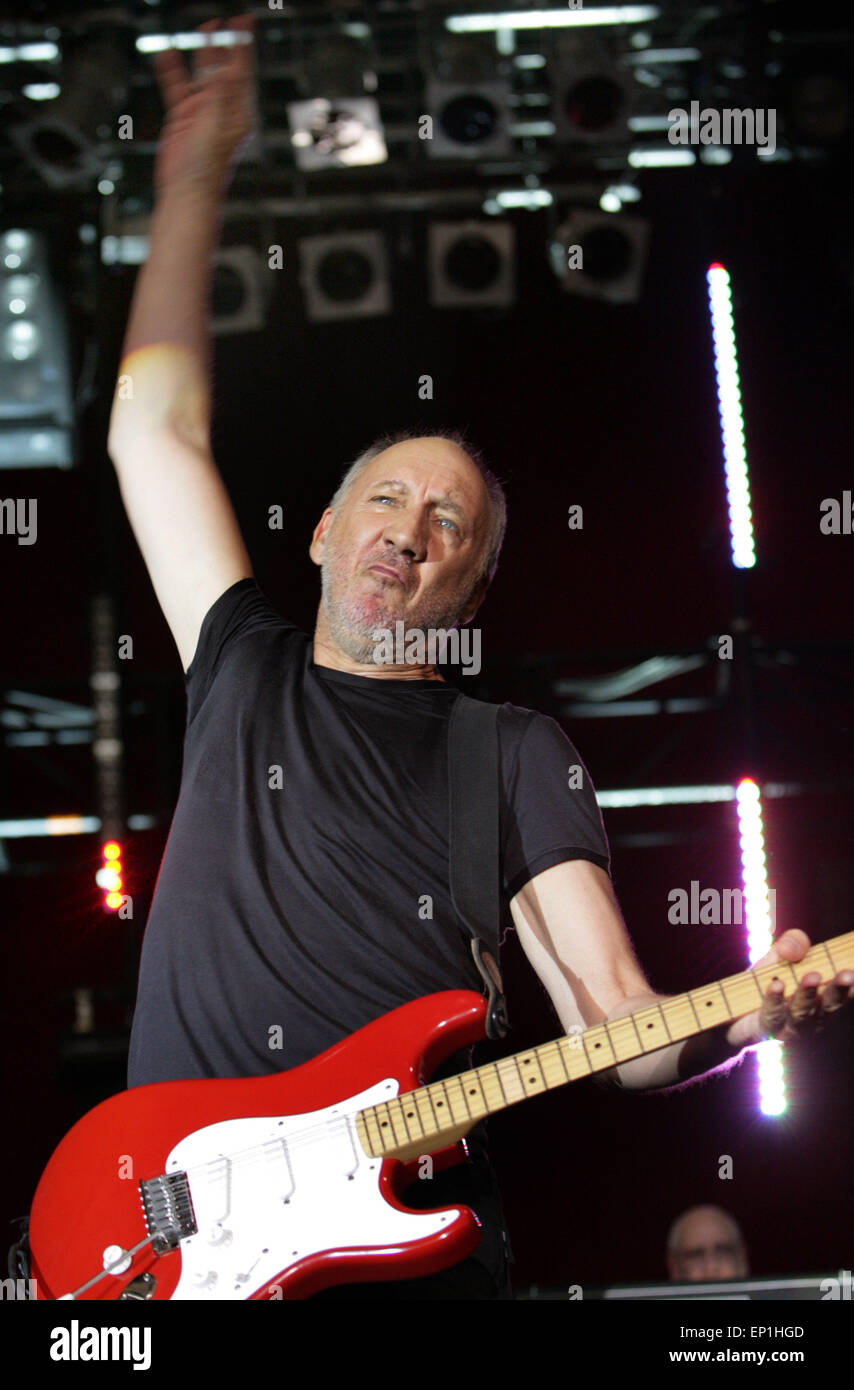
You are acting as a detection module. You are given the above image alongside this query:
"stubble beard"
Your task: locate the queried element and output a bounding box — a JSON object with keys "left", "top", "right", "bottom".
{"left": 320, "top": 532, "right": 478, "bottom": 667}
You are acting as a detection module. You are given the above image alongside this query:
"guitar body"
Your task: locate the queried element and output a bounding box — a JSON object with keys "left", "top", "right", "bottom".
{"left": 30, "top": 990, "right": 487, "bottom": 1301}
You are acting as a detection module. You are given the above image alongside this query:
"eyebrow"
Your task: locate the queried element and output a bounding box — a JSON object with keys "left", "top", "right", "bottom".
{"left": 364, "top": 477, "right": 468, "bottom": 520}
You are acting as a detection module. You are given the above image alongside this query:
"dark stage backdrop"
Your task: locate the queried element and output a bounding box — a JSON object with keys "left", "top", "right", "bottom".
{"left": 3, "top": 161, "right": 853, "bottom": 1292}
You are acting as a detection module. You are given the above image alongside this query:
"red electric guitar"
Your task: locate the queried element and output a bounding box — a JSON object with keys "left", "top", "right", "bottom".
{"left": 29, "top": 930, "right": 854, "bottom": 1300}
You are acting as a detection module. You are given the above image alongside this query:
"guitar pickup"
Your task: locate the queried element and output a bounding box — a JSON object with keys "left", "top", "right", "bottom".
{"left": 139, "top": 1172, "right": 197, "bottom": 1253}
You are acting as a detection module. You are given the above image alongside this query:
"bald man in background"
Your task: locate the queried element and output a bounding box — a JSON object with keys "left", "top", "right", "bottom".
{"left": 666, "top": 1205, "right": 749, "bottom": 1282}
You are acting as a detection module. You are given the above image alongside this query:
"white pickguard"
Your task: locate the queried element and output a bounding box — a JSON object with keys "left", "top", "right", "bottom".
{"left": 164, "top": 1079, "right": 464, "bottom": 1300}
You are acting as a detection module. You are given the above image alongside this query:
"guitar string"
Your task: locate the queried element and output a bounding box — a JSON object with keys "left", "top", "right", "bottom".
{"left": 140, "top": 945, "right": 849, "bottom": 1198}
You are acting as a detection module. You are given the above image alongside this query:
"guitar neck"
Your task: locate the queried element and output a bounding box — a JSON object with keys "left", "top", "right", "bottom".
{"left": 356, "top": 930, "right": 854, "bottom": 1162}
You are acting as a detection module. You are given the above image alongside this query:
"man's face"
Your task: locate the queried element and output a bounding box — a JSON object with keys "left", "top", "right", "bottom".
{"left": 310, "top": 437, "right": 490, "bottom": 667}
{"left": 667, "top": 1211, "right": 748, "bottom": 1282}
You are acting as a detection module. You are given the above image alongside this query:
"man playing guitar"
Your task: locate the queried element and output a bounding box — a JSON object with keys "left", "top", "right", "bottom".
{"left": 102, "top": 14, "right": 854, "bottom": 1300}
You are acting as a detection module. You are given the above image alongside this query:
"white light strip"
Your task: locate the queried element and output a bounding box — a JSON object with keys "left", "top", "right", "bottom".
{"left": 706, "top": 264, "right": 756, "bottom": 568}
{"left": 0, "top": 813, "right": 155, "bottom": 838}
{"left": 736, "top": 778, "right": 786, "bottom": 1116}
{"left": 624, "top": 47, "right": 701, "bottom": 63}
{"left": 447, "top": 7, "right": 659, "bottom": 33}
{"left": 627, "top": 115, "right": 674, "bottom": 131}
{"left": 23, "top": 83, "right": 60, "bottom": 101}
{"left": 0, "top": 42, "right": 59, "bottom": 64}
{"left": 628, "top": 148, "right": 696, "bottom": 167}
{"left": 494, "top": 188, "right": 553, "bottom": 208}
{"left": 136, "top": 30, "right": 252, "bottom": 53}
{"left": 0, "top": 816, "right": 99, "bottom": 838}
{"left": 598, "top": 785, "right": 737, "bottom": 808}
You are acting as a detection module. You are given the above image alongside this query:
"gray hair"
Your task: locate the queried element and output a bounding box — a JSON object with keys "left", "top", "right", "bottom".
{"left": 327, "top": 426, "right": 507, "bottom": 584}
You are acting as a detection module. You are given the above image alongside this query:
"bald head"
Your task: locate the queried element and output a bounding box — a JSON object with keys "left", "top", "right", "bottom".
{"left": 666, "top": 1205, "right": 749, "bottom": 1282}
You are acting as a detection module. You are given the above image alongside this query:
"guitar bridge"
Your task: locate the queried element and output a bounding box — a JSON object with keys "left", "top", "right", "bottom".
{"left": 139, "top": 1172, "right": 197, "bottom": 1253}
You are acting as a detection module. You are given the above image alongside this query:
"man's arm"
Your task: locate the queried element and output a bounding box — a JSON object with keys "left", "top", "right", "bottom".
{"left": 510, "top": 861, "right": 854, "bottom": 1091}
{"left": 107, "top": 16, "right": 255, "bottom": 673}
{"left": 509, "top": 860, "right": 750, "bottom": 1091}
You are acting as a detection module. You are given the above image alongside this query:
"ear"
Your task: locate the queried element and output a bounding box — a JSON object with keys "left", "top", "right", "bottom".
{"left": 309, "top": 508, "right": 333, "bottom": 567}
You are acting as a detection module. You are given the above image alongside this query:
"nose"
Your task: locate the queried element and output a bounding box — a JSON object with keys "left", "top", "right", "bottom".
{"left": 382, "top": 510, "right": 428, "bottom": 562}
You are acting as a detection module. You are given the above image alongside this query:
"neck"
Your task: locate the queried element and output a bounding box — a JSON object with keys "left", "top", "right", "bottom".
{"left": 313, "top": 608, "right": 445, "bottom": 681}
{"left": 356, "top": 930, "right": 854, "bottom": 1161}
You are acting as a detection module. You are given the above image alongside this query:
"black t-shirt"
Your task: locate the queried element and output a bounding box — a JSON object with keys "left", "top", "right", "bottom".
{"left": 128, "top": 578, "right": 611, "bottom": 1089}
{"left": 127, "top": 579, "right": 611, "bottom": 1290}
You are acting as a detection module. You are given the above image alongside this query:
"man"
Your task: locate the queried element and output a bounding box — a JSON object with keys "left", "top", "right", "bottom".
{"left": 108, "top": 16, "right": 854, "bottom": 1300}
{"left": 666, "top": 1206, "right": 749, "bottom": 1283}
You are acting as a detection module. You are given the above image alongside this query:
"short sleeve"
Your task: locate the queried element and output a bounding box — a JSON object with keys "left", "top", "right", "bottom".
{"left": 184, "top": 578, "right": 300, "bottom": 728}
{"left": 500, "top": 708, "right": 611, "bottom": 900}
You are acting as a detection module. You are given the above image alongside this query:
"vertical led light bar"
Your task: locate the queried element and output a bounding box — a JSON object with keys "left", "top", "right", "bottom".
{"left": 706, "top": 263, "right": 755, "bottom": 569}
{"left": 736, "top": 778, "right": 786, "bottom": 1115}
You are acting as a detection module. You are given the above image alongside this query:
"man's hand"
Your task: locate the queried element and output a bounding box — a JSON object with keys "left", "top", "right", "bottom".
{"left": 726, "top": 928, "right": 854, "bottom": 1051}
{"left": 153, "top": 13, "right": 255, "bottom": 196}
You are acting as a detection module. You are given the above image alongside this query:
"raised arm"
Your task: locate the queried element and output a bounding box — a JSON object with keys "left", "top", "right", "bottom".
{"left": 107, "top": 15, "right": 256, "bottom": 672}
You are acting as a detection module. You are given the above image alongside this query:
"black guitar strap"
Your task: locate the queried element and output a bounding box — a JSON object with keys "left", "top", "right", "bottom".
{"left": 447, "top": 693, "right": 509, "bottom": 1039}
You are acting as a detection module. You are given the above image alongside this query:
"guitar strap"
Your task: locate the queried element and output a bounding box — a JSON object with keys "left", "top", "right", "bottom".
{"left": 447, "top": 693, "right": 510, "bottom": 1040}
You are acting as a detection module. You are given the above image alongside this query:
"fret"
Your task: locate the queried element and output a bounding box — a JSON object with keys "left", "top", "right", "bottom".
{"left": 514, "top": 1050, "right": 547, "bottom": 1095}
{"left": 443, "top": 1073, "right": 473, "bottom": 1123}
{"left": 604, "top": 1015, "right": 643, "bottom": 1065}
{"left": 422, "top": 1078, "right": 441, "bottom": 1132}
{"left": 378, "top": 1098, "right": 409, "bottom": 1149}
{"left": 629, "top": 1003, "right": 673, "bottom": 1051}
{"left": 551, "top": 1036, "right": 571, "bottom": 1084}
{"left": 540, "top": 1038, "right": 569, "bottom": 1087}
{"left": 491, "top": 1059, "right": 512, "bottom": 1106}
{"left": 495, "top": 1056, "right": 527, "bottom": 1103}
{"left": 397, "top": 1094, "right": 425, "bottom": 1142}
{"left": 458, "top": 1067, "right": 489, "bottom": 1119}
{"left": 431, "top": 1078, "right": 458, "bottom": 1123}
{"left": 686, "top": 984, "right": 731, "bottom": 1028}
{"left": 412, "top": 1085, "right": 441, "bottom": 1139}
{"left": 361, "top": 1107, "right": 385, "bottom": 1156}
{"left": 659, "top": 995, "right": 698, "bottom": 1041}
{"left": 819, "top": 940, "right": 839, "bottom": 974}
{"left": 745, "top": 969, "right": 766, "bottom": 1006}
{"left": 477, "top": 1062, "right": 505, "bottom": 1111}
{"left": 371, "top": 1101, "right": 397, "bottom": 1152}
{"left": 580, "top": 1023, "right": 616, "bottom": 1071}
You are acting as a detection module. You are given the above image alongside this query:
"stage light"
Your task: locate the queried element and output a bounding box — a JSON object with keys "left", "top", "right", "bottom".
{"left": 2, "top": 230, "right": 35, "bottom": 270}
{"left": 424, "top": 81, "right": 512, "bottom": 159}
{"left": 0, "top": 229, "right": 73, "bottom": 467}
{"left": 706, "top": 263, "right": 755, "bottom": 569}
{"left": 2, "top": 321, "right": 40, "bottom": 362}
{"left": 446, "top": 8, "right": 660, "bottom": 33}
{"left": 736, "top": 779, "right": 787, "bottom": 1117}
{"left": 628, "top": 148, "right": 695, "bottom": 166}
{"left": 287, "top": 98, "right": 388, "bottom": 170}
{"left": 98, "top": 839, "right": 124, "bottom": 910}
{"left": 553, "top": 36, "right": 637, "bottom": 146}
{"left": 299, "top": 231, "right": 391, "bottom": 322}
{"left": 428, "top": 222, "right": 515, "bottom": 308}
{"left": 210, "top": 247, "right": 268, "bottom": 336}
{"left": 550, "top": 209, "right": 650, "bottom": 304}
{"left": 6, "top": 276, "right": 39, "bottom": 314}
{"left": 23, "top": 84, "right": 60, "bottom": 102}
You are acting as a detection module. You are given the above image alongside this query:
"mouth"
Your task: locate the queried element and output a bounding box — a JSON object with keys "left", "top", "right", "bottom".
{"left": 366, "top": 564, "right": 408, "bottom": 588}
